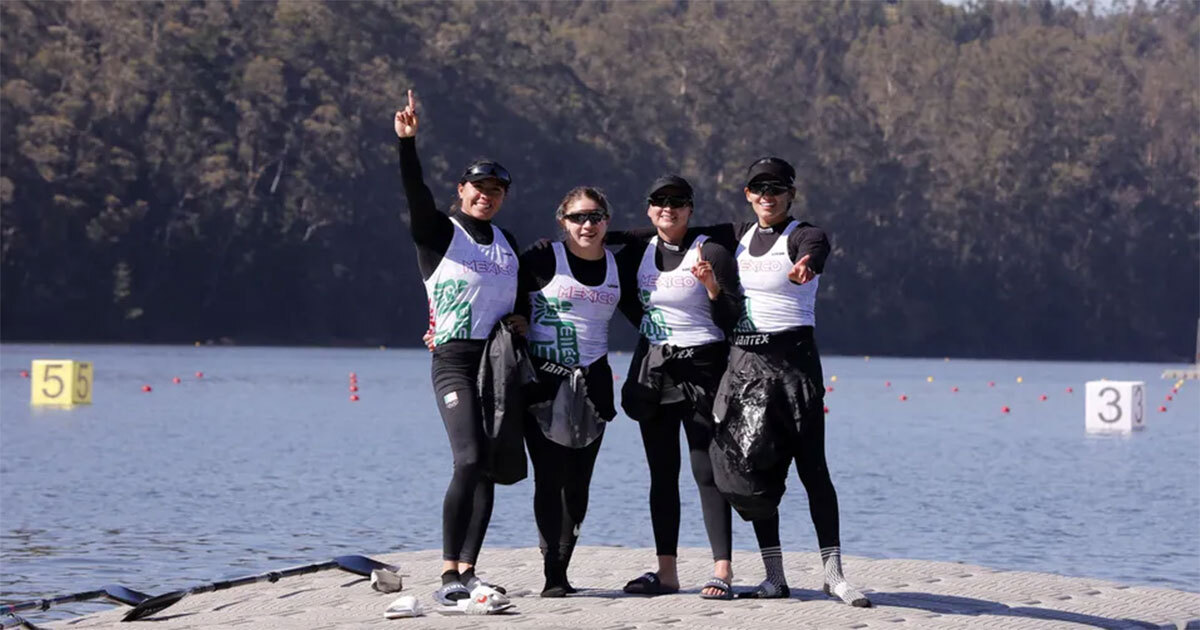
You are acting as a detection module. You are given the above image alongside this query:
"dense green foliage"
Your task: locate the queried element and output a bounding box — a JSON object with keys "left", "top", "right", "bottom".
{"left": 2, "top": 0, "right": 1196, "bottom": 360}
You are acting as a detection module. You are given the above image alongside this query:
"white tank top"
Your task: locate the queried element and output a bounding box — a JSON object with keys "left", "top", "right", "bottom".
{"left": 423, "top": 217, "right": 518, "bottom": 344}
{"left": 636, "top": 236, "right": 725, "bottom": 347}
{"left": 527, "top": 243, "right": 619, "bottom": 368}
{"left": 734, "top": 221, "right": 818, "bottom": 333}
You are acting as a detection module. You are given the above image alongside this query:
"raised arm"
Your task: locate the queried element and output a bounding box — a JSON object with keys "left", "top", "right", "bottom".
{"left": 395, "top": 89, "right": 451, "bottom": 249}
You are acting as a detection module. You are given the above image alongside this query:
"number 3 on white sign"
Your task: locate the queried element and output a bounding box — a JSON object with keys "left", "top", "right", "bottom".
{"left": 1096, "top": 386, "right": 1121, "bottom": 423}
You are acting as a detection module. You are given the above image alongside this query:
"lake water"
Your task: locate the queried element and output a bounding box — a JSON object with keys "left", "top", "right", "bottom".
{"left": 1, "top": 344, "right": 1197, "bottom": 620}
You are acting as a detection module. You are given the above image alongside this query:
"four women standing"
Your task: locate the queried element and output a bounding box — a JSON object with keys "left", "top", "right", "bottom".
{"left": 395, "top": 97, "right": 866, "bottom": 607}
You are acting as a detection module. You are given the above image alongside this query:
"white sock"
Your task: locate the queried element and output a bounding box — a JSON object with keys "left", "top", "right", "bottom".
{"left": 821, "top": 546, "right": 870, "bottom": 607}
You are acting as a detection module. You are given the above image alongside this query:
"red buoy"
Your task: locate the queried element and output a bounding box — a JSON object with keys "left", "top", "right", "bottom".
{"left": 349, "top": 372, "right": 357, "bottom": 379}
{"left": 823, "top": 406, "right": 830, "bottom": 413}
{"left": 1001, "top": 405, "right": 1010, "bottom": 413}
{"left": 951, "top": 386, "right": 959, "bottom": 392}
{"left": 1166, "top": 394, "right": 1173, "bottom": 401}
{"left": 350, "top": 394, "right": 360, "bottom": 402}
{"left": 1066, "top": 387, "right": 1074, "bottom": 393}
{"left": 19, "top": 370, "right": 28, "bottom": 378}
{"left": 172, "top": 377, "right": 181, "bottom": 384}
{"left": 1159, "top": 405, "right": 1167, "bottom": 412}
{"left": 1039, "top": 395, "right": 1047, "bottom": 401}
{"left": 195, "top": 371, "right": 204, "bottom": 378}
{"left": 142, "top": 385, "right": 152, "bottom": 392}
{"left": 988, "top": 381, "right": 995, "bottom": 387}
{"left": 885, "top": 381, "right": 891, "bottom": 387}
{"left": 349, "top": 385, "right": 359, "bottom": 392}
{"left": 899, "top": 394, "right": 908, "bottom": 401}
{"left": 826, "top": 386, "right": 834, "bottom": 393}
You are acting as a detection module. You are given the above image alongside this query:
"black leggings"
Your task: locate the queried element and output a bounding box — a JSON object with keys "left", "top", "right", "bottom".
{"left": 524, "top": 416, "right": 603, "bottom": 563}
{"left": 431, "top": 342, "right": 494, "bottom": 565}
{"left": 640, "top": 402, "right": 733, "bottom": 561}
{"left": 752, "top": 379, "right": 840, "bottom": 551}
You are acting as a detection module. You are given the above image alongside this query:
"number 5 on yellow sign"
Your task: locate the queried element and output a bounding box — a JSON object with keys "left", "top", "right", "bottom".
{"left": 30, "top": 360, "right": 93, "bottom": 406}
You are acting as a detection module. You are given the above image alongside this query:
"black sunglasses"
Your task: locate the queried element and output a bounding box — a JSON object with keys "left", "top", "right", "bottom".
{"left": 647, "top": 195, "right": 692, "bottom": 209}
{"left": 747, "top": 181, "right": 791, "bottom": 196}
{"left": 561, "top": 211, "right": 609, "bottom": 225}
{"left": 462, "top": 162, "right": 512, "bottom": 186}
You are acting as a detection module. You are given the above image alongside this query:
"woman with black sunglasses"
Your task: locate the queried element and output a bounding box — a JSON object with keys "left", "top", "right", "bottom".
{"left": 394, "top": 90, "right": 524, "bottom": 606}
{"left": 613, "top": 176, "right": 744, "bottom": 600}
{"left": 707, "top": 156, "right": 871, "bottom": 607}
{"left": 514, "top": 187, "right": 620, "bottom": 597}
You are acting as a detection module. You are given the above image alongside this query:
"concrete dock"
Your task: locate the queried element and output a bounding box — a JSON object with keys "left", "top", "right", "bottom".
{"left": 41, "top": 546, "right": 1200, "bottom": 629}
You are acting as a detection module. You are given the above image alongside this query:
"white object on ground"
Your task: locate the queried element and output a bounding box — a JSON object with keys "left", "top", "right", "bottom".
{"left": 371, "top": 568, "right": 404, "bottom": 593}
{"left": 435, "top": 586, "right": 514, "bottom": 615}
{"left": 384, "top": 595, "right": 423, "bottom": 619}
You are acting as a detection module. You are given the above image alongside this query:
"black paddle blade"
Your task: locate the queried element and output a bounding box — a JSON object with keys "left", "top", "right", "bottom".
{"left": 102, "top": 585, "right": 150, "bottom": 607}
{"left": 333, "top": 555, "right": 393, "bottom": 577}
{"left": 121, "top": 590, "right": 186, "bottom": 622}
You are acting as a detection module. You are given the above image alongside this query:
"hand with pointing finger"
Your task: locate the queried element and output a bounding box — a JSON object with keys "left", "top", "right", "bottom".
{"left": 788, "top": 253, "right": 815, "bottom": 285}
{"left": 690, "top": 242, "right": 720, "bottom": 298}
{"left": 394, "top": 89, "right": 419, "bottom": 138}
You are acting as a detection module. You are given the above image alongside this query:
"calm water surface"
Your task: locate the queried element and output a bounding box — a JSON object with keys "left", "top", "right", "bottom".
{"left": 1, "top": 344, "right": 1197, "bottom": 619}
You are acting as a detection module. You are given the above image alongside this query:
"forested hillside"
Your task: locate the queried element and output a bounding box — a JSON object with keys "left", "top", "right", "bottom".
{"left": 2, "top": 0, "right": 1196, "bottom": 360}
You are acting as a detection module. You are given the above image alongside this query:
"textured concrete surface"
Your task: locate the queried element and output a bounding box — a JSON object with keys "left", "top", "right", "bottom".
{"left": 33, "top": 546, "right": 1200, "bottom": 629}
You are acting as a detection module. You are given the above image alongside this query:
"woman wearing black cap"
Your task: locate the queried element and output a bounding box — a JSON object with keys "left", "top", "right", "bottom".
{"left": 614, "top": 175, "right": 743, "bottom": 599}
{"left": 707, "top": 156, "right": 871, "bottom": 607}
{"left": 514, "top": 186, "right": 620, "bottom": 597}
{"left": 394, "top": 90, "right": 523, "bottom": 605}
